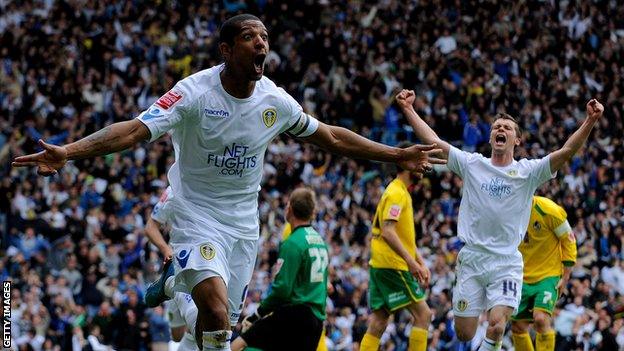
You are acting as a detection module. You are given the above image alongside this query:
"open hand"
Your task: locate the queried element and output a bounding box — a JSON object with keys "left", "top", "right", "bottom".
{"left": 586, "top": 99, "right": 604, "bottom": 123}
{"left": 12, "top": 139, "right": 68, "bottom": 176}
{"left": 398, "top": 144, "right": 447, "bottom": 174}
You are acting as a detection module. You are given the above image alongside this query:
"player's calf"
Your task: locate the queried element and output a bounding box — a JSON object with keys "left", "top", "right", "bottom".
{"left": 366, "top": 310, "right": 390, "bottom": 337}
{"left": 192, "top": 277, "right": 231, "bottom": 350}
{"left": 479, "top": 306, "right": 513, "bottom": 351}
{"left": 408, "top": 301, "right": 432, "bottom": 329}
{"left": 511, "top": 321, "right": 534, "bottom": 351}
{"left": 533, "top": 310, "right": 555, "bottom": 351}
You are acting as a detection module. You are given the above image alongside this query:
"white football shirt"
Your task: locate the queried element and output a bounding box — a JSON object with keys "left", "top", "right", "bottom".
{"left": 447, "top": 146, "right": 556, "bottom": 255}
{"left": 137, "top": 64, "right": 318, "bottom": 239}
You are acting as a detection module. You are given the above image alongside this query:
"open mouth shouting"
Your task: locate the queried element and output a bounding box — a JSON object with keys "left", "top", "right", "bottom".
{"left": 253, "top": 53, "right": 266, "bottom": 74}
{"left": 494, "top": 134, "right": 507, "bottom": 146}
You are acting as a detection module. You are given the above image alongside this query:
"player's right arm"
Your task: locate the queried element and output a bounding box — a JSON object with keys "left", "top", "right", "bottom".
{"left": 381, "top": 220, "right": 429, "bottom": 286}
{"left": 13, "top": 79, "right": 194, "bottom": 176}
{"left": 12, "top": 120, "right": 150, "bottom": 176}
{"left": 396, "top": 89, "right": 450, "bottom": 159}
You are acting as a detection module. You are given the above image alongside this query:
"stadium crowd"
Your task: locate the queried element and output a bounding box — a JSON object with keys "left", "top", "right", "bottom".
{"left": 1, "top": 0, "right": 624, "bottom": 350}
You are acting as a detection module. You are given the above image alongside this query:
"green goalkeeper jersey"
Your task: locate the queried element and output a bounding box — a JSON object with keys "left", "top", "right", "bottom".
{"left": 258, "top": 225, "right": 329, "bottom": 320}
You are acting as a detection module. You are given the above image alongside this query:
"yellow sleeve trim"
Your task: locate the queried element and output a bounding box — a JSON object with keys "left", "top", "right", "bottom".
{"left": 554, "top": 220, "right": 572, "bottom": 237}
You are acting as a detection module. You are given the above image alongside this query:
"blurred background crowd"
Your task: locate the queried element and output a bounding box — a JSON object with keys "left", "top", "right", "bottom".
{"left": 1, "top": 0, "right": 624, "bottom": 350}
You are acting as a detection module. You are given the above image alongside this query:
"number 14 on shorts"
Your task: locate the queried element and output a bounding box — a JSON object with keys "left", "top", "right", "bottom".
{"left": 502, "top": 280, "right": 518, "bottom": 297}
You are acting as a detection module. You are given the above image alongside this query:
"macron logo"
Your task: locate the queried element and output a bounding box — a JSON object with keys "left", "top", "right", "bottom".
{"left": 176, "top": 248, "right": 192, "bottom": 269}
{"left": 204, "top": 108, "right": 230, "bottom": 118}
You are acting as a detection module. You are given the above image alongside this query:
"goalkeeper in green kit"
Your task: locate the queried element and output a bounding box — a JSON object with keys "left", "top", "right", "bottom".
{"left": 231, "top": 187, "right": 329, "bottom": 351}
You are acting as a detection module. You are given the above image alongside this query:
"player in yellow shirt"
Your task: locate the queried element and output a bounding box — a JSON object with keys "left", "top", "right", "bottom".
{"left": 361, "top": 143, "right": 432, "bottom": 351}
{"left": 511, "top": 196, "right": 577, "bottom": 351}
{"left": 281, "top": 222, "right": 328, "bottom": 351}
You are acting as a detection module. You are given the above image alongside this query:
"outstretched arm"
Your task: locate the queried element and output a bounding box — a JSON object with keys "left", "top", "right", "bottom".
{"left": 302, "top": 121, "right": 446, "bottom": 174}
{"left": 549, "top": 99, "right": 604, "bottom": 173}
{"left": 396, "top": 89, "right": 451, "bottom": 159}
{"left": 13, "top": 119, "right": 150, "bottom": 176}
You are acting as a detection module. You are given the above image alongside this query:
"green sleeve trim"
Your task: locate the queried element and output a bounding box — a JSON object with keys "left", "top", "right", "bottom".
{"left": 562, "top": 261, "right": 575, "bottom": 267}
{"left": 534, "top": 204, "right": 546, "bottom": 217}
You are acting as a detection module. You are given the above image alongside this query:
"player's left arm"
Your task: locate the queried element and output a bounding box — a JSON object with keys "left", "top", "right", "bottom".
{"left": 144, "top": 217, "right": 173, "bottom": 262}
{"left": 548, "top": 205, "right": 577, "bottom": 292}
{"left": 257, "top": 240, "right": 302, "bottom": 316}
{"left": 548, "top": 99, "right": 604, "bottom": 173}
{"left": 301, "top": 121, "right": 446, "bottom": 174}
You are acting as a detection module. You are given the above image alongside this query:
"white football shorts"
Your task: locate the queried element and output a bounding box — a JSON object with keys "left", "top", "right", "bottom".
{"left": 452, "top": 246, "right": 523, "bottom": 317}
{"left": 168, "top": 196, "right": 258, "bottom": 326}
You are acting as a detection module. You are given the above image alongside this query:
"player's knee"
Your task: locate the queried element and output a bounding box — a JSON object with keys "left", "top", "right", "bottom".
{"left": 411, "top": 304, "right": 432, "bottom": 327}
{"left": 533, "top": 312, "right": 551, "bottom": 332}
{"left": 456, "top": 329, "right": 475, "bottom": 342}
{"left": 455, "top": 318, "right": 478, "bottom": 341}
{"left": 486, "top": 317, "right": 507, "bottom": 338}
{"left": 195, "top": 300, "right": 229, "bottom": 330}
{"left": 510, "top": 322, "right": 527, "bottom": 335}
{"left": 171, "top": 326, "right": 185, "bottom": 342}
{"left": 367, "top": 314, "right": 389, "bottom": 336}
{"left": 202, "top": 303, "right": 228, "bottom": 322}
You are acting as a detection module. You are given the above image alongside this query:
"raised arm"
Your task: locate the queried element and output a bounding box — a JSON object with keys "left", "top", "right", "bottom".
{"left": 549, "top": 99, "right": 604, "bottom": 174}
{"left": 13, "top": 119, "right": 150, "bottom": 176}
{"left": 396, "top": 89, "right": 451, "bottom": 159}
{"left": 302, "top": 121, "right": 446, "bottom": 174}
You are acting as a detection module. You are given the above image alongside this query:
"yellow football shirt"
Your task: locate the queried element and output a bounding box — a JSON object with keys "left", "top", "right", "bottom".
{"left": 519, "top": 196, "right": 577, "bottom": 284}
{"left": 369, "top": 178, "right": 416, "bottom": 271}
{"left": 282, "top": 222, "right": 292, "bottom": 241}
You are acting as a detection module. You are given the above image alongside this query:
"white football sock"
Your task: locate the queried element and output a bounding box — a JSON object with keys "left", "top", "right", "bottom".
{"left": 202, "top": 330, "right": 232, "bottom": 351}
{"left": 164, "top": 276, "right": 175, "bottom": 298}
{"left": 478, "top": 337, "right": 501, "bottom": 351}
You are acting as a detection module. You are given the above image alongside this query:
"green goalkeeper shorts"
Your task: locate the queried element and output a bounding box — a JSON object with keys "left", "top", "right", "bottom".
{"left": 512, "top": 276, "right": 559, "bottom": 321}
{"left": 368, "top": 267, "right": 426, "bottom": 312}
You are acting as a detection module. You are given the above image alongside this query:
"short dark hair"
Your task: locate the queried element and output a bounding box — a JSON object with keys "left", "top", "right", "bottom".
{"left": 289, "top": 188, "right": 316, "bottom": 221}
{"left": 494, "top": 112, "right": 522, "bottom": 137}
{"left": 219, "top": 14, "right": 262, "bottom": 45}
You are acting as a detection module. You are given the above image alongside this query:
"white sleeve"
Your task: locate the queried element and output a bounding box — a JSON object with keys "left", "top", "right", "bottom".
{"left": 527, "top": 156, "right": 557, "bottom": 189}
{"left": 136, "top": 78, "right": 196, "bottom": 142}
{"left": 151, "top": 187, "right": 173, "bottom": 224}
{"left": 283, "top": 112, "right": 319, "bottom": 138}
{"left": 447, "top": 146, "right": 470, "bottom": 178}
{"left": 277, "top": 88, "right": 319, "bottom": 137}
